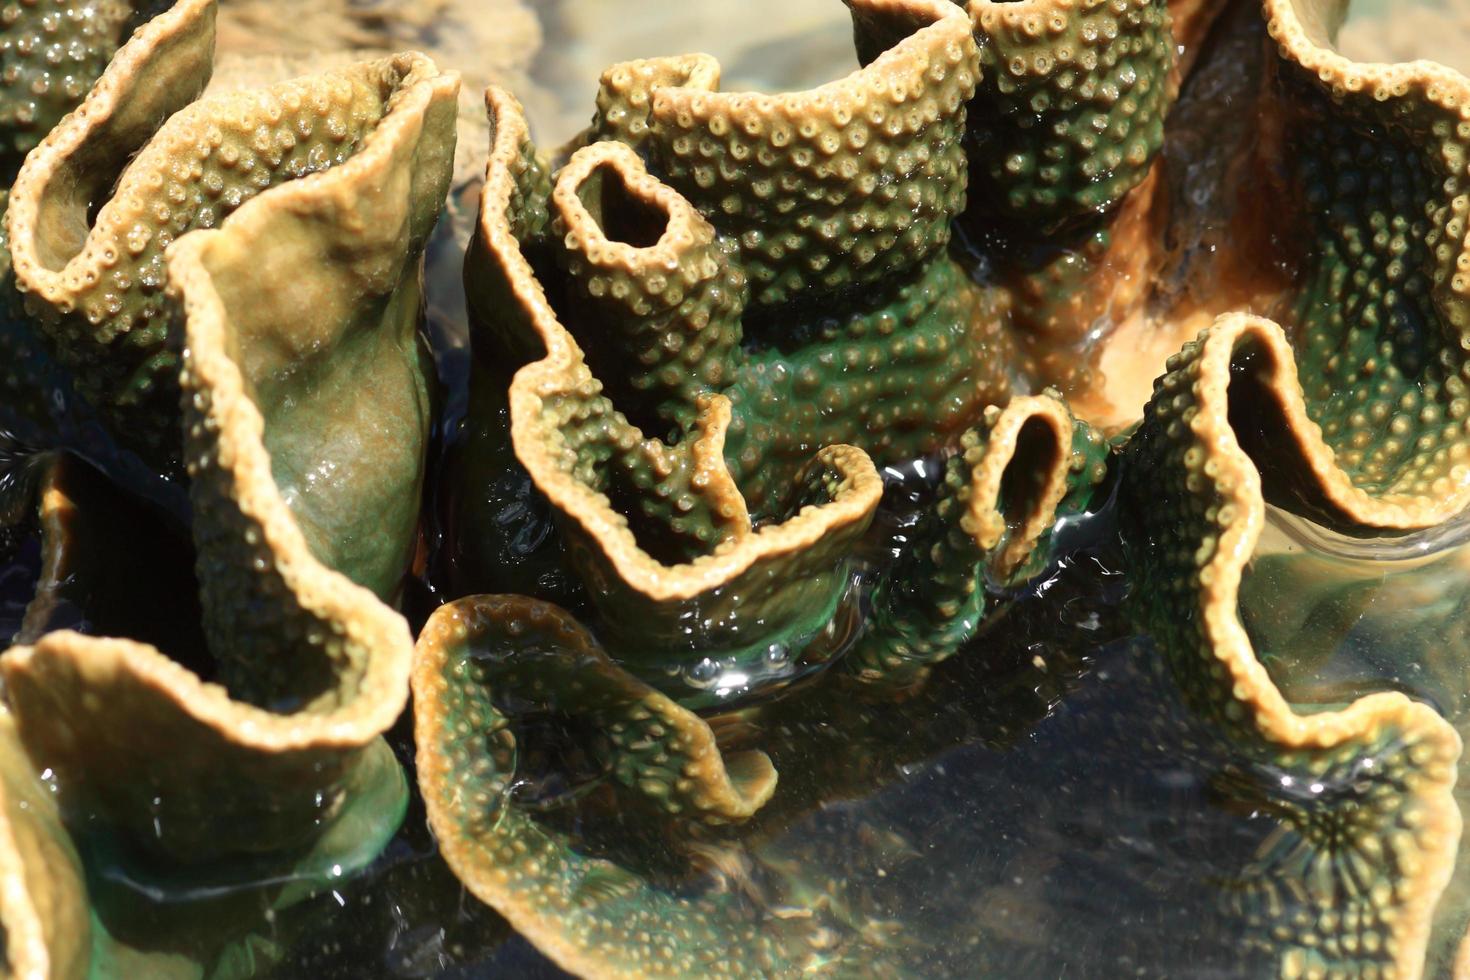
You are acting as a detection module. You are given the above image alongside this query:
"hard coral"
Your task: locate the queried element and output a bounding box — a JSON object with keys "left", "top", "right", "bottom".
{"left": 0, "top": 0, "right": 458, "bottom": 973}
{"left": 423, "top": 0, "right": 1470, "bottom": 975}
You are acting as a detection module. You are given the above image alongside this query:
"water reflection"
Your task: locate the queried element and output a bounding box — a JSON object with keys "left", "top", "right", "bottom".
{"left": 1245, "top": 504, "right": 1470, "bottom": 719}
{"left": 1241, "top": 504, "right": 1470, "bottom": 976}
{"left": 439, "top": 493, "right": 1470, "bottom": 976}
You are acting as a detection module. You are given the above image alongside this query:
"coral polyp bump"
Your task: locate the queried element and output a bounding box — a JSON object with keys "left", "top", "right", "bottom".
{"left": 0, "top": 0, "right": 458, "bottom": 974}
{"left": 6, "top": 0, "right": 1470, "bottom": 975}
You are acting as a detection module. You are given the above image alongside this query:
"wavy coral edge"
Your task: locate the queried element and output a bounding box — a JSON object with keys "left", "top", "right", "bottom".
{"left": 840, "top": 392, "right": 1088, "bottom": 688}
{"left": 0, "top": 712, "right": 87, "bottom": 980}
{"left": 5, "top": 0, "right": 217, "bottom": 316}
{"left": 1184, "top": 301, "right": 1470, "bottom": 528}
{"left": 0, "top": 53, "right": 462, "bottom": 755}
{"left": 416, "top": 594, "right": 777, "bottom": 822}
{"left": 475, "top": 85, "right": 884, "bottom": 603}
{"left": 166, "top": 53, "right": 460, "bottom": 272}
{"left": 646, "top": 0, "right": 972, "bottom": 117}
{"left": 412, "top": 594, "right": 783, "bottom": 980}
{"left": 103, "top": 73, "right": 457, "bottom": 749}
{"left": 412, "top": 596, "right": 618, "bottom": 980}
{"left": 966, "top": 0, "right": 1103, "bottom": 37}
{"left": 1132, "top": 312, "right": 1463, "bottom": 978}
{"left": 965, "top": 393, "right": 1079, "bottom": 575}
{"left": 551, "top": 140, "right": 725, "bottom": 303}
{"left": 1175, "top": 314, "right": 1459, "bottom": 748}
{"left": 1266, "top": 0, "right": 1470, "bottom": 353}
{"left": 1153, "top": 0, "right": 1470, "bottom": 528}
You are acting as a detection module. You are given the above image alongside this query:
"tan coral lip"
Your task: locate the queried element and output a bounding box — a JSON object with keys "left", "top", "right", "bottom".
{"left": 164, "top": 53, "right": 461, "bottom": 242}
{"left": 645, "top": 0, "right": 971, "bottom": 112}
{"left": 1137, "top": 313, "right": 1464, "bottom": 979}
{"left": 1187, "top": 315, "right": 1470, "bottom": 738}
{"left": 552, "top": 143, "right": 707, "bottom": 273}
{"left": 966, "top": 394, "right": 1077, "bottom": 576}
{"left": 140, "top": 68, "right": 464, "bottom": 744}
{"left": 411, "top": 593, "right": 793, "bottom": 980}
{"left": 0, "top": 706, "right": 87, "bottom": 980}
{"left": 1201, "top": 267, "right": 1470, "bottom": 529}
{"left": 5, "top": 0, "right": 218, "bottom": 300}
{"left": 3, "top": 291, "right": 416, "bottom": 742}
{"left": 474, "top": 87, "right": 884, "bottom": 604}
{"left": 0, "top": 50, "right": 463, "bottom": 752}
{"left": 1267, "top": 0, "right": 1470, "bottom": 337}
{"left": 6, "top": 1, "right": 458, "bottom": 336}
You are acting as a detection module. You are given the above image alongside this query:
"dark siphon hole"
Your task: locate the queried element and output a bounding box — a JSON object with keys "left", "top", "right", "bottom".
{"left": 576, "top": 163, "right": 669, "bottom": 249}
{"left": 998, "top": 417, "right": 1065, "bottom": 543}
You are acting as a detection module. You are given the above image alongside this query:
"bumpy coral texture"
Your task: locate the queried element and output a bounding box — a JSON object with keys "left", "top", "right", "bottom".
{"left": 1278, "top": 55, "right": 1470, "bottom": 506}
{"left": 457, "top": 0, "right": 1112, "bottom": 709}
{"left": 0, "top": 0, "right": 140, "bottom": 169}
{"left": 6, "top": 0, "right": 1470, "bottom": 975}
{"left": 500, "top": 142, "right": 890, "bottom": 689}
{"left": 1120, "top": 317, "right": 1462, "bottom": 978}
{"left": 415, "top": 596, "right": 820, "bottom": 980}
{"left": 566, "top": 2, "right": 1017, "bottom": 514}
{"left": 5, "top": 39, "right": 454, "bottom": 863}
{"left": 957, "top": 0, "right": 1174, "bottom": 401}
{"left": 425, "top": 38, "right": 1108, "bottom": 973}
{"left": 845, "top": 397, "right": 1107, "bottom": 687}
{"left": 7, "top": 16, "right": 403, "bottom": 469}
{"left": 625, "top": 9, "right": 976, "bottom": 307}
{"left": 963, "top": 0, "right": 1173, "bottom": 227}
{"left": 0, "top": 1, "right": 457, "bottom": 972}
{"left": 427, "top": 0, "right": 1470, "bottom": 975}
{"left": 465, "top": 82, "right": 886, "bottom": 705}
{"left": 1105, "top": 0, "right": 1470, "bottom": 968}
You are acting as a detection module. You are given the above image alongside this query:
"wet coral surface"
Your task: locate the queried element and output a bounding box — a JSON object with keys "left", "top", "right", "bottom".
{"left": 5, "top": 0, "right": 1470, "bottom": 977}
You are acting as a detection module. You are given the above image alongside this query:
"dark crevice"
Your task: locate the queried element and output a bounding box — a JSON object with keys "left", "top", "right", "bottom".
{"left": 1225, "top": 340, "right": 1358, "bottom": 530}
{"left": 575, "top": 163, "right": 669, "bottom": 249}
{"left": 998, "top": 417, "right": 1064, "bottom": 542}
